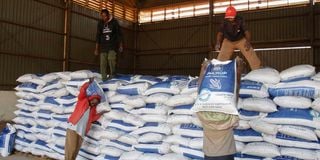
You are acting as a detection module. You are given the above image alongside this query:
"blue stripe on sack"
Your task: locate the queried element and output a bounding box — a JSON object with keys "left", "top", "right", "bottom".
{"left": 240, "top": 80, "right": 263, "bottom": 91}
{"left": 143, "top": 122, "right": 159, "bottom": 127}
{"left": 276, "top": 132, "right": 319, "bottom": 142}
{"left": 179, "top": 145, "right": 203, "bottom": 160}
{"left": 79, "top": 148, "right": 98, "bottom": 156}
{"left": 116, "top": 88, "right": 139, "bottom": 95}
{"left": 24, "top": 98, "right": 39, "bottom": 103}
{"left": 239, "top": 94, "right": 253, "bottom": 98}
{"left": 36, "top": 125, "right": 49, "bottom": 130}
{"left": 52, "top": 117, "right": 68, "bottom": 122}
{"left": 235, "top": 153, "right": 263, "bottom": 159}
{"left": 63, "top": 102, "right": 75, "bottom": 107}
{"left": 145, "top": 103, "right": 156, "bottom": 109}
{"left": 60, "top": 94, "right": 76, "bottom": 100}
{"left": 53, "top": 133, "right": 65, "bottom": 137}
{"left": 138, "top": 132, "right": 166, "bottom": 136}
{"left": 111, "top": 120, "right": 135, "bottom": 127}
{"left": 135, "top": 146, "right": 159, "bottom": 153}
{"left": 269, "top": 86, "right": 315, "bottom": 98}
{"left": 7, "top": 133, "right": 15, "bottom": 153}
{"left": 0, "top": 126, "right": 15, "bottom": 150}
{"left": 15, "top": 137, "right": 32, "bottom": 144}
{"left": 234, "top": 129, "right": 262, "bottom": 137}
{"left": 179, "top": 145, "right": 202, "bottom": 151}
{"left": 139, "top": 75, "right": 162, "bottom": 83}
{"left": 174, "top": 104, "right": 193, "bottom": 110}
{"left": 102, "top": 155, "right": 120, "bottom": 160}
{"left": 38, "top": 109, "right": 52, "bottom": 114}
{"left": 181, "top": 135, "right": 200, "bottom": 139}
{"left": 239, "top": 109, "right": 260, "bottom": 117}
{"left": 149, "top": 81, "right": 172, "bottom": 89}
{"left": 20, "top": 109, "right": 32, "bottom": 113}
{"left": 86, "top": 135, "right": 99, "bottom": 141}
{"left": 17, "top": 129, "right": 32, "bottom": 134}
{"left": 110, "top": 140, "right": 132, "bottom": 147}
{"left": 272, "top": 155, "right": 302, "bottom": 160}
{"left": 17, "top": 124, "right": 33, "bottom": 129}
{"left": 112, "top": 108, "right": 127, "bottom": 112}
{"left": 51, "top": 144, "right": 65, "bottom": 155}
{"left": 266, "top": 107, "right": 313, "bottom": 120}
{"left": 55, "top": 144, "right": 64, "bottom": 150}
{"left": 35, "top": 139, "right": 47, "bottom": 146}
{"left": 19, "top": 82, "right": 38, "bottom": 89}
{"left": 180, "top": 123, "right": 203, "bottom": 130}
{"left": 106, "top": 127, "right": 130, "bottom": 134}
{"left": 38, "top": 116, "right": 51, "bottom": 121}
{"left": 281, "top": 77, "right": 311, "bottom": 83}
{"left": 44, "top": 97, "right": 60, "bottom": 105}
{"left": 183, "top": 151, "right": 203, "bottom": 159}
{"left": 18, "top": 114, "right": 34, "bottom": 119}
{"left": 54, "top": 127, "right": 66, "bottom": 132}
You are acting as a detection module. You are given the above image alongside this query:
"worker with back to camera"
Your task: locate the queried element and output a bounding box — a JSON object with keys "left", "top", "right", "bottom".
{"left": 95, "top": 9, "right": 123, "bottom": 81}
{"left": 215, "top": 5, "right": 261, "bottom": 70}
{"left": 195, "top": 6, "right": 262, "bottom": 160}
{"left": 196, "top": 57, "right": 243, "bottom": 160}
{"left": 64, "top": 78, "right": 109, "bottom": 160}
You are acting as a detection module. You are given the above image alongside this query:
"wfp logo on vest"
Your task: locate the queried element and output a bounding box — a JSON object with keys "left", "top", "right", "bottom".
{"left": 212, "top": 65, "right": 222, "bottom": 71}
{"left": 209, "top": 78, "right": 222, "bottom": 90}
{"left": 199, "top": 89, "right": 211, "bottom": 102}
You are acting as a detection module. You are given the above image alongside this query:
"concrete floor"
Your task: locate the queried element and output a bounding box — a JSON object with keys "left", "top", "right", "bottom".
{"left": 0, "top": 152, "right": 52, "bottom": 160}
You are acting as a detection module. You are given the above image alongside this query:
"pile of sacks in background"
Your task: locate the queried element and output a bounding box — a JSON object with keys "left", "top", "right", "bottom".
{"left": 12, "top": 70, "right": 202, "bottom": 160}
{"left": 12, "top": 64, "right": 320, "bottom": 160}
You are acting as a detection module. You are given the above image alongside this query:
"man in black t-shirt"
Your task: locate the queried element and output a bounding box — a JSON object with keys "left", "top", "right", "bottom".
{"left": 215, "top": 6, "right": 261, "bottom": 70}
{"left": 95, "top": 9, "right": 123, "bottom": 80}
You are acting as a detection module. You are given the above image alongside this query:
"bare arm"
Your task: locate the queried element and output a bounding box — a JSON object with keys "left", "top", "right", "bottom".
{"left": 244, "top": 30, "right": 251, "bottom": 43}
{"left": 215, "top": 32, "right": 224, "bottom": 51}
{"left": 216, "top": 32, "right": 223, "bottom": 45}
{"left": 95, "top": 43, "right": 99, "bottom": 51}
{"left": 197, "top": 60, "right": 210, "bottom": 92}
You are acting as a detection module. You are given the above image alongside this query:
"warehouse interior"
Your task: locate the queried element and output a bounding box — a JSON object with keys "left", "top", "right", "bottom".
{"left": 1, "top": 0, "right": 319, "bottom": 90}
{"left": 1, "top": 0, "right": 320, "bottom": 159}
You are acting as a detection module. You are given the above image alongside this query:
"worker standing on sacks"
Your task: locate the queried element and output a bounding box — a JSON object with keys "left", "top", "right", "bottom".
{"left": 215, "top": 6, "right": 261, "bottom": 70}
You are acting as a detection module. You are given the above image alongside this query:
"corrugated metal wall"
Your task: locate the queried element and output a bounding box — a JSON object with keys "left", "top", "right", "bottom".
{"left": 136, "top": 4, "right": 318, "bottom": 76}
{"left": 1, "top": 1, "right": 319, "bottom": 89}
{"left": 0, "top": 0, "right": 65, "bottom": 90}
{"left": 315, "top": 4, "right": 320, "bottom": 71}
{"left": 0, "top": 0, "right": 135, "bottom": 90}
{"left": 139, "top": 0, "right": 195, "bottom": 9}
{"left": 242, "top": 6, "right": 309, "bottom": 47}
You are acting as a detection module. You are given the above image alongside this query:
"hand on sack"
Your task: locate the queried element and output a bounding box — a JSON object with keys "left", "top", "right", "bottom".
{"left": 244, "top": 41, "right": 252, "bottom": 51}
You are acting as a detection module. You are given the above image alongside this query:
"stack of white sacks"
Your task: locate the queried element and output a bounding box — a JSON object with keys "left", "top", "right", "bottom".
{"left": 12, "top": 64, "right": 320, "bottom": 160}
{"left": 13, "top": 70, "right": 102, "bottom": 159}
{"left": 13, "top": 71, "right": 202, "bottom": 160}
{"left": 236, "top": 64, "right": 320, "bottom": 160}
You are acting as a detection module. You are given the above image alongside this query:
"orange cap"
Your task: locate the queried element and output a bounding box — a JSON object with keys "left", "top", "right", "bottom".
{"left": 225, "top": 6, "right": 237, "bottom": 18}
